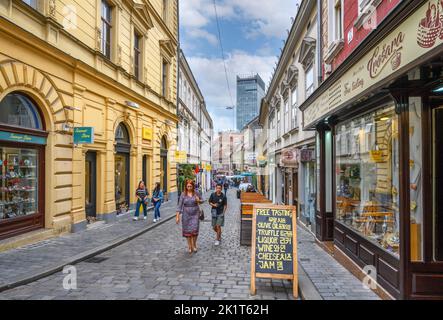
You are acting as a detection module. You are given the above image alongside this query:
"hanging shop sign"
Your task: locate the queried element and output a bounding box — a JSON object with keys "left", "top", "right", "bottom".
{"left": 250, "top": 204, "right": 298, "bottom": 299}
{"left": 73, "top": 127, "right": 94, "bottom": 144}
{"left": 142, "top": 127, "right": 153, "bottom": 140}
{"left": 303, "top": 0, "right": 443, "bottom": 128}
{"left": 280, "top": 148, "right": 299, "bottom": 167}
{"left": 369, "top": 150, "right": 384, "bottom": 163}
{"left": 0, "top": 130, "right": 47, "bottom": 145}
{"left": 174, "top": 151, "right": 187, "bottom": 163}
{"left": 300, "top": 149, "right": 315, "bottom": 162}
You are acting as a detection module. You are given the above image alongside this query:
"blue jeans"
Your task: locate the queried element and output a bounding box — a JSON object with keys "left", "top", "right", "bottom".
{"left": 135, "top": 199, "right": 147, "bottom": 217}
{"left": 154, "top": 201, "right": 161, "bottom": 219}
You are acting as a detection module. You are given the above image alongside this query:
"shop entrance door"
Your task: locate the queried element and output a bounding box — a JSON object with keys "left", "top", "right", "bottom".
{"left": 293, "top": 171, "right": 298, "bottom": 210}
{"left": 433, "top": 106, "right": 443, "bottom": 261}
{"left": 85, "top": 152, "right": 97, "bottom": 219}
{"left": 115, "top": 153, "right": 130, "bottom": 212}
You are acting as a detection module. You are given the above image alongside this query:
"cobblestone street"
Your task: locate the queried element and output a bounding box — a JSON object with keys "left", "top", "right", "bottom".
{"left": 0, "top": 189, "right": 295, "bottom": 300}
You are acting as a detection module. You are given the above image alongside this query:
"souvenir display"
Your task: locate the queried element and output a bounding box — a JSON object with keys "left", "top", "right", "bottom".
{"left": 0, "top": 147, "right": 38, "bottom": 220}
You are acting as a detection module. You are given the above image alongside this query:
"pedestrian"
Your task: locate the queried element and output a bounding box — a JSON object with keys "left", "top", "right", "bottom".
{"left": 151, "top": 182, "right": 164, "bottom": 223}
{"left": 223, "top": 180, "right": 229, "bottom": 194}
{"left": 133, "top": 181, "right": 149, "bottom": 221}
{"left": 176, "top": 179, "right": 204, "bottom": 254}
{"left": 209, "top": 183, "right": 227, "bottom": 246}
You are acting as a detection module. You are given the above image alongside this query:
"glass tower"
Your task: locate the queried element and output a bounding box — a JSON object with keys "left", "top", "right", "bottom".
{"left": 236, "top": 74, "right": 265, "bottom": 130}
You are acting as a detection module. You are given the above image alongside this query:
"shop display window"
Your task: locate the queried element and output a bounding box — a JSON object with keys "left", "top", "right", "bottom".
{"left": 335, "top": 105, "right": 400, "bottom": 256}
{"left": 0, "top": 147, "right": 38, "bottom": 221}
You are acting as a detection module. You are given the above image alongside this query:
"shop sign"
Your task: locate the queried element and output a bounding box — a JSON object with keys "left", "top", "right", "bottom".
{"left": 303, "top": 0, "right": 443, "bottom": 128}
{"left": 174, "top": 151, "right": 187, "bottom": 163}
{"left": 0, "top": 130, "right": 46, "bottom": 145}
{"left": 300, "top": 149, "right": 315, "bottom": 162}
{"left": 369, "top": 150, "right": 384, "bottom": 163}
{"left": 73, "top": 127, "right": 94, "bottom": 144}
{"left": 280, "top": 148, "right": 299, "bottom": 167}
{"left": 250, "top": 204, "right": 298, "bottom": 299}
{"left": 142, "top": 127, "right": 153, "bottom": 140}
{"left": 205, "top": 164, "right": 212, "bottom": 171}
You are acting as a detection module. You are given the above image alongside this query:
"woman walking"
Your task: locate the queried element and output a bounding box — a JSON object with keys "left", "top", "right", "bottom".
{"left": 176, "top": 180, "right": 204, "bottom": 254}
{"left": 133, "top": 181, "right": 149, "bottom": 221}
{"left": 151, "top": 182, "right": 164, "bottom": 223}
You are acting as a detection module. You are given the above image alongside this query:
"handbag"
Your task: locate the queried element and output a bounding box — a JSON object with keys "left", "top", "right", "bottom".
{"left": 199, "top": 206, "right": 205, "bottom": 221}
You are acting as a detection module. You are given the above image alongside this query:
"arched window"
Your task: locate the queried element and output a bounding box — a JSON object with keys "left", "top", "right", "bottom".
{"left": 0, "top": 93, "right": 43, "bottom": 130}
{"left": 160, "top": 136, "right": 168, "bottom": 150}
{"left": 115, "top": 123, "right": 130, "bottom": 144}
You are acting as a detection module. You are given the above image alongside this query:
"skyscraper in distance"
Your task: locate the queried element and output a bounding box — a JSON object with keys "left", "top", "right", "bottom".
{"left": 236, "top": 74, "right": 265, "bottom": 130}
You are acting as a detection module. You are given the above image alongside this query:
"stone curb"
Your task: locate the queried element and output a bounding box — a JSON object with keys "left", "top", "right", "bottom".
{"left": 0, "top": 208, "right": 177, "bottom": 293}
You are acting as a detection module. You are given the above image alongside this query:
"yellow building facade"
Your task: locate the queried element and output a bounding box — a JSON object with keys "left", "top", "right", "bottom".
{"left": 0, "top": 0, "right": 178, "bottom": 239}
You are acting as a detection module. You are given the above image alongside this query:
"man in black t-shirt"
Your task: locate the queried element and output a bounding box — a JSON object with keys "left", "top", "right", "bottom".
{"left": 209, "top": 184, "right": 227, "bottom": 246}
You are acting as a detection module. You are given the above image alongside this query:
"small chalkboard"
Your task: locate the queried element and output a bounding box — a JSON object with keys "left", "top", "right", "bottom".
{"left": 250, "top": 204, "right": 297, "bottom": 299}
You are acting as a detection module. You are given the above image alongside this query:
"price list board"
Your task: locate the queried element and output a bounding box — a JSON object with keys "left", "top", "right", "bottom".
{"left": 250, "top": 204, "right": 297, "bottom": 298}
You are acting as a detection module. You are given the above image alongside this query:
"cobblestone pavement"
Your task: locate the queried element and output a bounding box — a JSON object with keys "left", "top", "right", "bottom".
{"left": 0, "top": 199, "right": 178, "bottom": 288}
{"left": 297, "top": 226, "right": 380, "bottom": 300}
{"left": 0, "top": 189, "right": 295, "bottom": 300}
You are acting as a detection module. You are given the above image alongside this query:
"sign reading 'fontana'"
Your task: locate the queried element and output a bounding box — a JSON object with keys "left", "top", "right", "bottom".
{"left": 303, "top": 0, "right": 443, "bottom": 128}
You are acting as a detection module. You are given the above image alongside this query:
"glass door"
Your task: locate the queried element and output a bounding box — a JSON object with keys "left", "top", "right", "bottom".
{"left": 85, "top": 152, "right": 96, "bottom": 220}
{"left": 433, "top": 106, "right": 443, "bottom": 261}
{"left": 115, "top": 153, "right": 129, "bottom": 212}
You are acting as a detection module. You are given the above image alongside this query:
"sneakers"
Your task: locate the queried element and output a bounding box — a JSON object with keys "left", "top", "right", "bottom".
{"left": 214, "top": 240, "right": 220, "bottom": 246}
{"left": 153, "top": 219, "right": 157, "bottom": 223}
{"left": 133, "top": 217, "right": 139, "bottom": 221}
{"left": 143, "top": 216, "right": 147, "bottom": 220}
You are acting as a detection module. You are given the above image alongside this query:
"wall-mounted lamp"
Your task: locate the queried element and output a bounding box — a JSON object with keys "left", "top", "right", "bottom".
{"left": 432, "top": 84, "right": 443, "bottom": 93}
{"left": 125, "top": 101, "right": 139, "bottom": 109}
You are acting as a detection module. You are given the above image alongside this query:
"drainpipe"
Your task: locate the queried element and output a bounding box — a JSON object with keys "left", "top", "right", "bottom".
{"left": 317, "top": 0, "right": 323, "bottom": 85}
{"left": 176, "top": 0, "right": 180, "bottom": 201}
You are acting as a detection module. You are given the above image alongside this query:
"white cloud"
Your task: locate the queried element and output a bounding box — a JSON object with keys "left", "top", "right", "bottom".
{"left": 187, "top": 52, "right": 276, "bottom": 132}
{"left": 180, "top": 0, "right": 300, "bottom": 43}
{"left": 186, "top": 28, "right": 218, "bottom": 46}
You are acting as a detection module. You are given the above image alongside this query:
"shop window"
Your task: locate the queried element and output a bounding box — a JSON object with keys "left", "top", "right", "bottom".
{"left": 335, "top": 105, "right": 400, "bottom": 256}
{"left": 101, "top": 0, "right": 113, "bottom": 59}
{"left": 0, "top": 93, "right": 43, "bottom": 130}
{"left": 409, "top": 97, "right": 423, "bottom": 261}
{"left": 0, "top": 147, "right": 39, "bottom": 221}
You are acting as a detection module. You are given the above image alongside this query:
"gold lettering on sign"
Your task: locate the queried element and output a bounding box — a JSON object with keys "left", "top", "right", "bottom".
{"left": 367, "top": 32, "right": 405, "bottom": 79}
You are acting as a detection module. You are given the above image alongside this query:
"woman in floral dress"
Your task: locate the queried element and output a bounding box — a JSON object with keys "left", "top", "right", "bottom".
{"left": 176, "top": 179, "right": 204, "bottom": 254}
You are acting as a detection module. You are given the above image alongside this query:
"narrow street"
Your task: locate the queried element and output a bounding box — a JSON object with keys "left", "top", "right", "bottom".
{"left": 0, "top": 189, "right": 295, "bottom": 300}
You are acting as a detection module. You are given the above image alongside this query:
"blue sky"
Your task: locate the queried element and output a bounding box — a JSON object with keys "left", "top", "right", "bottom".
{"left": 179, "top": 0, "right": 300, "bottom": 133}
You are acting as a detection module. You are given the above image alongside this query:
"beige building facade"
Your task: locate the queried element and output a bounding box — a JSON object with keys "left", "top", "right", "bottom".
{"left": 0, "top": 0, "right": 178, "bottom": 240}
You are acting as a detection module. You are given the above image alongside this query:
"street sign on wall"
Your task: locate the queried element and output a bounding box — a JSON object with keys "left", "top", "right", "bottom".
{"left": 73, "top": 127, "right": 94, "bottom": 144}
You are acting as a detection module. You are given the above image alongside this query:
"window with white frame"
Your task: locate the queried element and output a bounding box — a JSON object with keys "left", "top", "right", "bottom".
{"left": 291, "top": 87, "right": 298, "bottom": 129}
{"left": 277, "top": 106, "right": 281, "bottom": 138}
{"left": 134, "top": 30, "right": 142, "bottom": 80}
{"left": 334, "top": 0, "right": 343, "bottom": 41}
{"left": 306, "top": 65, "right": 314, "bottom": 97}
{"left": 101, "top": 0, "right": 113, "bottom": 59}
{"left": 284, "top": 98, "right": 289, "bottom": 134}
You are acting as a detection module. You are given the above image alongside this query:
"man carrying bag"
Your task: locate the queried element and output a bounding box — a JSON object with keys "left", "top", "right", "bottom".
{"left": 209, "top": 183, "right": 227, "bottom": 246}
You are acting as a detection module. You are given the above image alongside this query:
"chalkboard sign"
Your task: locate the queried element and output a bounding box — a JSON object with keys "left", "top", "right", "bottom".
{"left": 250, "top": 204, "right": 297, "bottom": 298}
